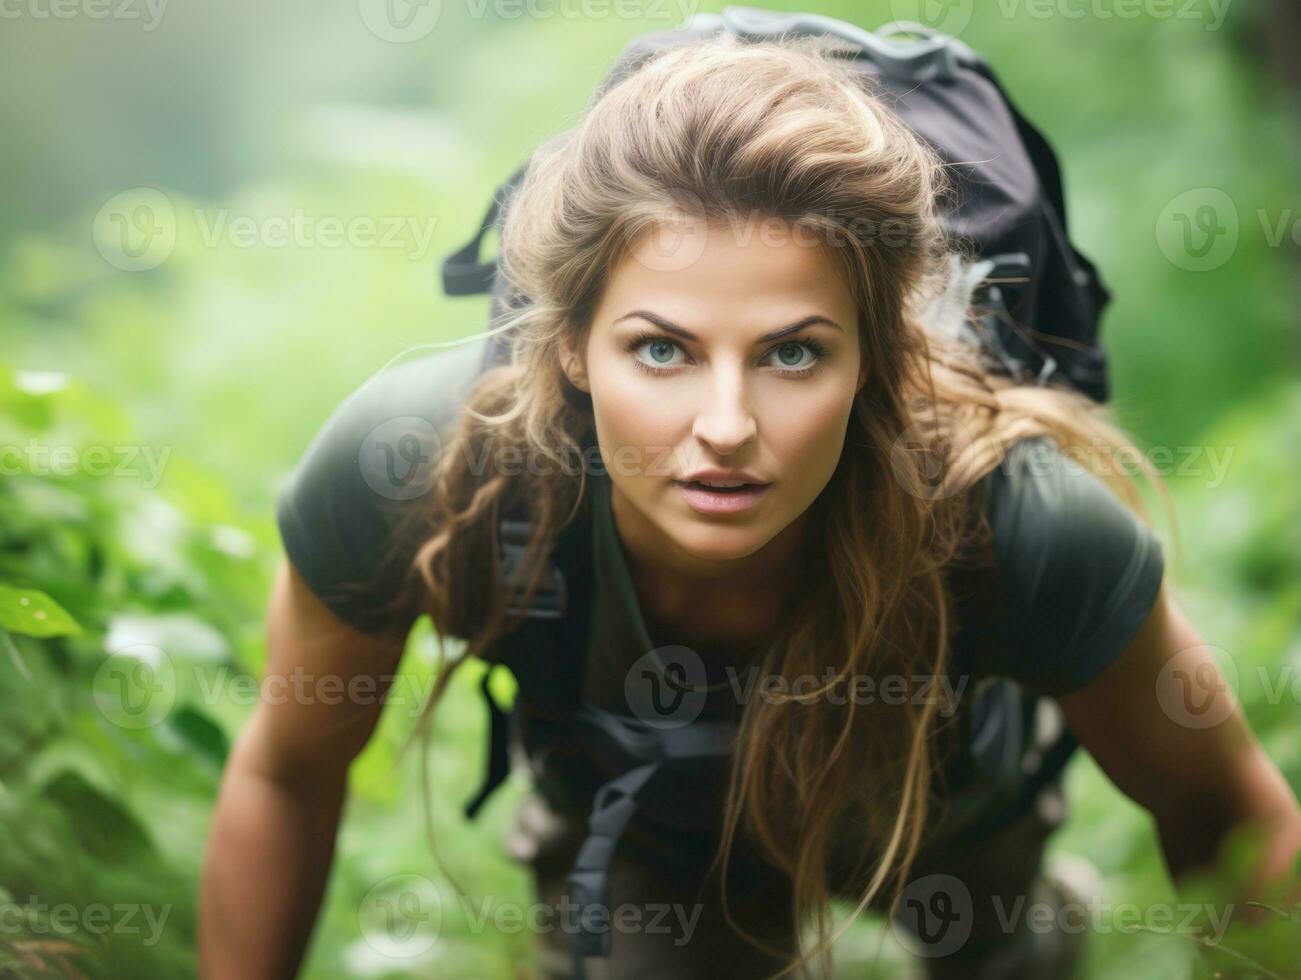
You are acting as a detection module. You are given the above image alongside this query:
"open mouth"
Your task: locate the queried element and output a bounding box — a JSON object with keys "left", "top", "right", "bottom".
{"left": 673, "top": 479, "right": 772, "bottom": 513}
{"left": 676, "top": 480, "right": 767, "bottom": 493}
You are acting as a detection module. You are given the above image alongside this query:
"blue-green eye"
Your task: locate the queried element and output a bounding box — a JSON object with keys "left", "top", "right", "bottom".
{"left": 642, "top": 339, "right": 680, "bottom": 366}
{"left": 623, "top": 331, "right": 828, "bottom": 378}
{"left": 768, "top": 341, "right": 816, "bottom": 370}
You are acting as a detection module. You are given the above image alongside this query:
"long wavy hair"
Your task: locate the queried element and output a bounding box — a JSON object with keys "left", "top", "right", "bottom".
{"left": 392, "top": 33, "right": 1179, "bottom": 978}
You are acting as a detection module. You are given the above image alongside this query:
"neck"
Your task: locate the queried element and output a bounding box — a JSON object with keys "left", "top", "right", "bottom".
{"left": 608, "top": 480, "right": 815, "bottom": 626}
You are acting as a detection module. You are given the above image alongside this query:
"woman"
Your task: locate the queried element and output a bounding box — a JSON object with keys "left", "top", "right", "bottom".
{"left": 199, "top": 34, "right": 1301, "bottom": 980}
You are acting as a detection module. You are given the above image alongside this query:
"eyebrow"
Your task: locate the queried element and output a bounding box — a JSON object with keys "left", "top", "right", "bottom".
{"left": 613, "top": 310, "right": 843, "bottom": 343}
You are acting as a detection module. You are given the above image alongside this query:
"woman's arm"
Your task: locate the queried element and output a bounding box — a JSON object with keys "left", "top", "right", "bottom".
{"left": 198, "top": 558, "right": 409, "bottom": 979}
{"left": 1058, "top": 582, "right": 1301, "bottom": 901}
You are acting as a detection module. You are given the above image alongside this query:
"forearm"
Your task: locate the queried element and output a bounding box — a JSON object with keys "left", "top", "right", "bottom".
{"left": 1157, "top": 749, "right": 1301, "bottom": 905}
{"left": 199, "top": 762, "right": 347, "bottom": 979}
{"left": 1224, "top": 765, "right": 1301, "bottom": 906}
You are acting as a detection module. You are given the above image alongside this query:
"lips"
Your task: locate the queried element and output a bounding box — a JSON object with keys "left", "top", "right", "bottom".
{"left": 678, "top": 480, "right": 765, "bottom": 492}
{"left": 674, "top": 479, "right": 771, "bottom": 514}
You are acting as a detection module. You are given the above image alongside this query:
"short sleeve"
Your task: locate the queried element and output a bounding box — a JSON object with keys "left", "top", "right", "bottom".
{"left": 275, "top": 338, "right": 488, "bottom": 638}
{"left": 978, "top": 435, "right": 1166, "bottom": 695}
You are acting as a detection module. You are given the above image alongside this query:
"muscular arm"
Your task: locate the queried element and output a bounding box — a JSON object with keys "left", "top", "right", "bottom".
{"left": 198, "top": 559, "right": 409, "bottom": 979}
{"left": 1058, "top": 583, "right": 1301, "bottom": 899}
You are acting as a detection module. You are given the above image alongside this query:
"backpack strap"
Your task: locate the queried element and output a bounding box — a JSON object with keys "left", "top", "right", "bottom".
{"left": 441, "top": 161, "right": 530, "bottom": 297}
{"left": 565, "top": 702, "right": 736, "bottom": 976}
{"left": 462, "top": 498, "right": 596, "bottom": 820}
{"left": 462, "top": 665, "right": 516, "bottom": 820}
{"left": 459, "top": 484, "right": 737, "bottom": 978}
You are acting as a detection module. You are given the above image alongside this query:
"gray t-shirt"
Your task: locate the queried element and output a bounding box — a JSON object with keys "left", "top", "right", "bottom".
{"left": 277, "top": 342, "right": 1166, "bottom": 699}
{"left": 275, "top": 339, "right": 490, "bottom": 639}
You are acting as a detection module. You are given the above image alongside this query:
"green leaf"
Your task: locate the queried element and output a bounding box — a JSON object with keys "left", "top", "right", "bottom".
{"left": 164, "top": 705, "right": 230, "bottom": 769}
{"left": 39, "top": 768, "right": 157, "bottom": 864}
{"left": 0, "top": 585, "right": 82, "bottom": 638}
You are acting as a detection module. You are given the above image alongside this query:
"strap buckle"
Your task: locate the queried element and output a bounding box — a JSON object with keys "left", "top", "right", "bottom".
{"left": 499, "top": 518, "right": 567, "bottom": 619}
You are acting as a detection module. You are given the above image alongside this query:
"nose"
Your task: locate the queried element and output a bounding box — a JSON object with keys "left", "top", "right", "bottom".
{"left": 690, "top": 363, "right": 757, "bottom": 454}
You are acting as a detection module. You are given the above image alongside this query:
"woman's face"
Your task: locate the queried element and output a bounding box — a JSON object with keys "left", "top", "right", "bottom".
{"left": 565, "top": 214, "right": 866, "bottom": 568}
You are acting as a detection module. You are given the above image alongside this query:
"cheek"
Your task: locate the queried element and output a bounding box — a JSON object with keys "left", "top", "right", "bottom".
{"left": 761, "top": 382, "right": 854, "bottom": 473}
{"left": 586, "top": 362, "right": 682, "bottom": 466}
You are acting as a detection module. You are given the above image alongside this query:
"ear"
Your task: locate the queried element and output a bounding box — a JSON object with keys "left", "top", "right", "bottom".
{"left": 855, "top": 355, "right": 868, "bottom": 395}
{"left": 560, "top": 337, "right": 590, "bottom": 394}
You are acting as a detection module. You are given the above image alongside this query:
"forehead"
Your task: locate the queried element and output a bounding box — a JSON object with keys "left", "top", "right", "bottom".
{"left": 602, "top": 214, "right": 854, "bottom": 326}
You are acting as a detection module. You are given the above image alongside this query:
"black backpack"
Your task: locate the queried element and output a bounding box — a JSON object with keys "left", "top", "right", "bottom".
{"left": 440, "top": 9, "right": 1103, "bottom": 976}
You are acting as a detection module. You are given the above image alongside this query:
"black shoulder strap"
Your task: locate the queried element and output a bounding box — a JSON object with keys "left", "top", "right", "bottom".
{"left": 462, "top": 487, "right": 596, "bottom": 819}
{"left": 564, "top": 703, "right": 736, "bottom": 976}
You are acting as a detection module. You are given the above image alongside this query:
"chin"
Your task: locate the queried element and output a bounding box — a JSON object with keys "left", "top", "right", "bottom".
{"left": 665, "top": 516, "right": 771, "bottom": 563}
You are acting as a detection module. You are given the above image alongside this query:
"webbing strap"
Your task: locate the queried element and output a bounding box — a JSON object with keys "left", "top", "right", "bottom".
{"left": 574, "top": 700, "right": 735, "bottom": 761}
{"left": 463, "top": 667, "right": 513, "bottom": 820}
{"left": 566, "top": 760, "right": 659, "bottom": 975}
{"left": 562, "top": 701, "right": 735, "bottom": 977}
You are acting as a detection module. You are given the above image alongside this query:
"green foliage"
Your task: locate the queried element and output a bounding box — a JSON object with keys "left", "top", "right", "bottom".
{"left": 0, "top": 360, "right": 265, "bottom": 977}
{"left": 2, "top": 3, "right": 1298, "bottom": 977}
